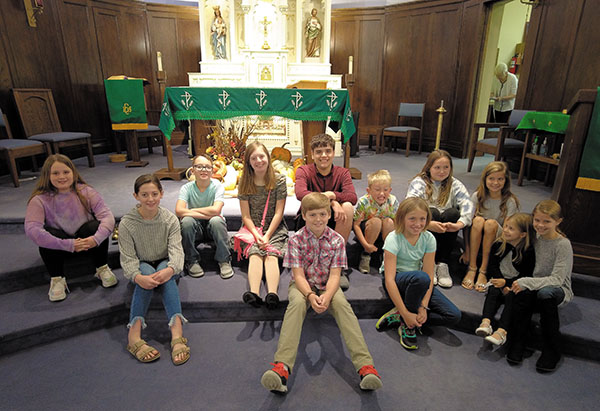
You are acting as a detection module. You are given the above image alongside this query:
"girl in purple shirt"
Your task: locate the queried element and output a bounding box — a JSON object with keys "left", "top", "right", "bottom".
{"left": 25, "top": 154, "right": 117, "bottom": 302}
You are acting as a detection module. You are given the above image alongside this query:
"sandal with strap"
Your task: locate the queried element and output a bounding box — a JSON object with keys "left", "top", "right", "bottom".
{"left": 475, "top": 271, "right": 488, "bottom": 293}
{"left": 127, "top": 339, "right": 160, "bottom": 363}
{"left": 171, "top": 336, "right": 190, "bottom": 366}
{"left": 461, "top": 266, "right": 477, "bottom": 290}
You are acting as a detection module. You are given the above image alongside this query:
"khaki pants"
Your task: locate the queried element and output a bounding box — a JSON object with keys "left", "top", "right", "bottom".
{"left": 273, "top": 282, "right": 374, "bottom": 372}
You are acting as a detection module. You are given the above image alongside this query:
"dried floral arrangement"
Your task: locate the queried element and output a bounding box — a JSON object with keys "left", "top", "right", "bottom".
{"left": 205, "top": 118, "right": 259, "bottom": 164}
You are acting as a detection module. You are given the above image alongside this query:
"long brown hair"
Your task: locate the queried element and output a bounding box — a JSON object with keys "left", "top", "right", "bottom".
{"left": 532, "top": 199, "right": 566, "bottom": 237}
{"left": 495, "top": 213, "right": 534, "bottom": 263}
{"left": 475, "top": 161, "right": 520, "bottom": 222}
{"left": 413, "top": 149, "right": 453, "bottom": 206}
{"left": 28, "top": 154, "right": 90, "bottom": 211}
{"left": 238, "top": 141, "right": 277, "bottom": 195}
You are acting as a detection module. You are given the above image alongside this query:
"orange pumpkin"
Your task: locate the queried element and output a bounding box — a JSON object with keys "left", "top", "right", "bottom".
{"left": 271, "top": 142, "right": 292, "bottom": 163}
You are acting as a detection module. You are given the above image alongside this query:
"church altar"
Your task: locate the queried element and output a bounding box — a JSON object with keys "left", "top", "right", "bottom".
{"left": 158, "top": 87, "right": 355, "bottom": 149}
{"left": 185, "top": 0, "right": 346, "bottom": 156}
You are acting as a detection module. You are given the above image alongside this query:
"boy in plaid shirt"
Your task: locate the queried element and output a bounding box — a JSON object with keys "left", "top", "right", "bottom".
{"left": 260, "top": 193, "right": 382, "bottom": 393}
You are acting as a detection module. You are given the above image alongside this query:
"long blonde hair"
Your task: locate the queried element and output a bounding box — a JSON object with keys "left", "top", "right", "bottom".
{"left": 413, "top": 150, "right": 453, "bottom": 206}
{"left": 394, "top": 197, "right": 432, "bottom": 234}
{"left": 532, "top": 199, "right": 566, "bottom": 237}
{"left": 28, "top": 154, "right": 90, "bottom": 212}
{"left": 475, "top": 161, "right": 520, "bottom": 222}
{"left": 238, "top": 141, "right": 277, "bottom": 195}
{"left": 495, "top": 213, "right": 534, "bottom": 263}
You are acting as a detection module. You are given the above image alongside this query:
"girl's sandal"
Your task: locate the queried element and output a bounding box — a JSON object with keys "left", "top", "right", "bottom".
{"left": 127, "top": 339, "right": 160, "bottom": 363}
{"left": 475, "top": 271, "right": 488, "bottom": 293}
{"left": 171, "top": 336, "right": 190, "bottom": 366}
{"left": 461, "top": 267, "right": 477, "bottom": 290}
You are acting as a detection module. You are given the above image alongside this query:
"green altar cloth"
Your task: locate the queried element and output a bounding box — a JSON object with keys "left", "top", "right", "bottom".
{"left": 516, "top": 111, "right": 570, "bottom": 134}
{"left": 104, "top": 79, "right": 148, "bottom": 130}
{"left": 576, "top": 87, "right": 600, "bottom": 192}
{"left": 158, "top": 87, "right": 355, "bottom": 143}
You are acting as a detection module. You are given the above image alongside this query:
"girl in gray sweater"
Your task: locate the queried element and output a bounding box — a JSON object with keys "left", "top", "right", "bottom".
{"left": 508, "top": 200, "right": 573, "bottom": 373}
{"left": 118, "top": 174, "right": 189, "bottom": 366}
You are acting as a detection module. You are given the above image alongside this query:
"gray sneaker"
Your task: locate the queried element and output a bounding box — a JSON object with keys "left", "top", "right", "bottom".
{"left": 436, "top": 262, "right": 452, "bottom": 288}
{"left": 358, "top": 253, "right": 371, "bottom": 274}
{"left": 95, "top": 265, "right": 118, "bottom": 288}
{"left": 186, "top": 262, "right": 204, "bottom": 278}
{"left": 218, "top": 261, "right": 234, "bottom": 279}
{"left": 339, "top": 273, "right": 350, "bottom": 291}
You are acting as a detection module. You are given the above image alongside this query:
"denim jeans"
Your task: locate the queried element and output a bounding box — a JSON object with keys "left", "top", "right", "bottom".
{"left": 128, "top": 260, "right": 186, "bottom": 329}
{"left": 384, "top": 270, "right": 461, "bottom": 327}
{"left": 180, "top": 216, "right": 230, "bottom": 264}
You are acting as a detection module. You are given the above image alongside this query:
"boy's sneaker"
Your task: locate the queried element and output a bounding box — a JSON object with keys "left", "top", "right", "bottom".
{"left": 399, "top": 321, "right": 418, "bottom": 350}
{"left": 339, "top": 273, "right": 350, "bottom": 291}
{"left": 375, "top": 307, "right": 402, "bottom": 332}
{"left": 436, "top": 262, "right": 453, "bottom": 288}
{"left": 186, "top": 262, "right": 204, "bottom": 278}
{"left": 218, "top": 261, "right": 234, "bottom": 279}
{"left": 49, "top": 276, "right": 69, "bottom": 302}
{"left": 358, "top": 365, "right": 383, "bottom": 391}
{"left": 261, "top": 362, "right": 288, "bottom": 393}
{"left": 94, "top": 265, "right": 118, "bottom": 288}
{"left": 358, "top": 253, "right": 371, "bottom": 274}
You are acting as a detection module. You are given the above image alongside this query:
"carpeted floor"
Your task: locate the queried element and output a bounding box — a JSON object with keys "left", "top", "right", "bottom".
{"left": 1, "top": 319, "right": 599, "bottom": 411}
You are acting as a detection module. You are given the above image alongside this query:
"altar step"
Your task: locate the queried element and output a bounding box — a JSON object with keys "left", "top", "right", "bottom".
{"left": 1, "top": 264, "right": 600, "bottom": 363}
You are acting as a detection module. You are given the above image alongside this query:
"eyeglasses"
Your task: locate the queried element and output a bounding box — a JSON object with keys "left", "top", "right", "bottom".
{"left": 193, "top": 165, "right": 212, "bottom": 171}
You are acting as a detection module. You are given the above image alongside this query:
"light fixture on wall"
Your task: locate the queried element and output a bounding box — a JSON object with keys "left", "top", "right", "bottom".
{"left": 24, "top": 0, "right": 44, "bottom": 28}
{"left": 520, "top": 0, "right": 541, "bottom": 7}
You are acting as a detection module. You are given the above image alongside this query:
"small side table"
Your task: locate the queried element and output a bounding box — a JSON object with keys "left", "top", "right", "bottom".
{"left": 516, "top": 112, "right": 570, "bottom": 186}
{"left": 358, "top": 125, "right": 385, "bottom": 153}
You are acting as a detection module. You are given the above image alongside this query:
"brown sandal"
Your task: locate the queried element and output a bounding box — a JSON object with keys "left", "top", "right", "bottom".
{"left": 171, "top": 336, "right": 190, "bottom": 366}
{"left": 475, "top": 271, "right": 488, "bottom": 293}
{"left": 127, "top": 339, "right": 160, "bottom": 363}
{"left": 461, "top": 266, "right": 477, "bottom": 290}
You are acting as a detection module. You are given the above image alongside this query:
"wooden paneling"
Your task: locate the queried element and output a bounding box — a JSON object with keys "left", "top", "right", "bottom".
{"left": 0, "top": 0, "right": 200, "bottom": 159}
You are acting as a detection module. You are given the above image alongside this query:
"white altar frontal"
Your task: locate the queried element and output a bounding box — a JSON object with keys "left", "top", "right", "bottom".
{"left": 190, "top": 0, "right": 344, "bottom": 157}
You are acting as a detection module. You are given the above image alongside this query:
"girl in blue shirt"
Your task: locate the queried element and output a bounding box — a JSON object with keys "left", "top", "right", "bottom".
{"left": 376, "top": 197, "right": 461, "bottom": 350}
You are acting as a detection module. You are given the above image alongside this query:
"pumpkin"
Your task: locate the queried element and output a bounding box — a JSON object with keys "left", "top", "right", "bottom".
{"left": 271, "top": 142, "right": 292, "bottom": 163}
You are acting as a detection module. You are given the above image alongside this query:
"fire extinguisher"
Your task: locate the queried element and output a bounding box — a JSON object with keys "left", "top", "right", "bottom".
{"left": 509, "top": 55, "right": 518, "bottom": 74}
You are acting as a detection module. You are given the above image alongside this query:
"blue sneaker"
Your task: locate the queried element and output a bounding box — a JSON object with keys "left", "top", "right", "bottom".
{"left": 375, "top": 307, "right": 403, "bottom": 332}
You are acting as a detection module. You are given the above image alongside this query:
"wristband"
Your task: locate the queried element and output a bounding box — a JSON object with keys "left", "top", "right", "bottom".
{"left": 419, "top": 304, "right": 430, "bottom": 311}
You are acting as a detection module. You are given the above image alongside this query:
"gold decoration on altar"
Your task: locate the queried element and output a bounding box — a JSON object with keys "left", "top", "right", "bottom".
{"left": 259, "top": 65, "right": 273, "bottom": 82}
{"left": 260, "top": 16, "right": 272, "bottom": 50}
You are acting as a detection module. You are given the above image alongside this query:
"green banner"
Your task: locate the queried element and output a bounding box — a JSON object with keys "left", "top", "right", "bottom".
{"left": 104, "top": 79, "right": 147, "bottom": 130}
{"left": 158, "top": 87, "right": 355, "bottom": 143}
{"left": 576, "top": 87, "right": 600, "bottom": 192}
{"left": 516, "top": 111, "right": 570, "bottom": 134}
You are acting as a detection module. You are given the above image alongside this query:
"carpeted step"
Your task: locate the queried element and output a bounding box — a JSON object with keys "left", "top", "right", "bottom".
{"left": 2, "top": 265, "right": 600, "bottom": 363}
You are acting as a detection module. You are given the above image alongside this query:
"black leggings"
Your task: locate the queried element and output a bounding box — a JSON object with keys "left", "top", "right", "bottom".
{"left": 429, "top": 207, "right": 460, "bottom": 264}
{"left": 39, "top": 220, "right": 109, "bottom": 277}
{"left": 482, "top": 287, "right": 515, "bottom": 330}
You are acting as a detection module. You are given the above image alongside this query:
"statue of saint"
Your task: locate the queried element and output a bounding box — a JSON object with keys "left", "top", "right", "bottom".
{"left": 305, "top": 8, "right": 322, "bottom": 58}
{"left": 211, "top": 6, "right": 227, "bottom": 60}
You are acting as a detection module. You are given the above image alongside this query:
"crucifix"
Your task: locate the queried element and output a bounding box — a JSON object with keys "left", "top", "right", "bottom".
{"left": 260, "top": 16, "right": 271, "bottom": 50}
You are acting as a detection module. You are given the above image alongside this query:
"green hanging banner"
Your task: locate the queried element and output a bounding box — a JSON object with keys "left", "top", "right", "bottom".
{"left": 576, "top": 87, "right": 600, "bottom": 192}
{"left": 104, "top": 79, "right": 148, "bottom": 130}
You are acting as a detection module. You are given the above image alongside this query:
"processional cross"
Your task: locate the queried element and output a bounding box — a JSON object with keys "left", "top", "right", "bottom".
{"left": 260, "top": 16, "right": 271, "bottom": 50}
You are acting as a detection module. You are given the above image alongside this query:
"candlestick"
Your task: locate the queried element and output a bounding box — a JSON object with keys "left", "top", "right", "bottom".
{"left": 348, "top": 56, "right": 353, "bottom": 75}
{"left": 157, "top": 51, "right": 163, "bottom": 72}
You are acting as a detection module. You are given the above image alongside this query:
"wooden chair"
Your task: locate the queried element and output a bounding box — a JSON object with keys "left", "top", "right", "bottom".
{"left": 12, "top": 88, "right": 95, "bottom": 167}
{"left": 112, "top": 109, "right": 167, "bottom": 159}
{"left": 467, "top": 109, "right": 530, "bottom": 172}
{"left": 0, "top": 107, "right": 47, "bottom": 187}
{"left": 381, "top": 103, "right": 425, "bottom": 157}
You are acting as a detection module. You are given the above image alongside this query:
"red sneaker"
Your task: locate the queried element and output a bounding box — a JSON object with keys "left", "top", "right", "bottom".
{"left": 261, "top": 362, "right": 289, "bottom": 393}
{"left": 358, "top": 365, "right": 382, "bottom": 391}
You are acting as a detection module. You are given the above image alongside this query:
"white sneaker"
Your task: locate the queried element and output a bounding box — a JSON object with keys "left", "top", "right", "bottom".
{"left": 433, "top": 265, "right": 438, "bottom": 286}
{"left": 49, "top": 277, "right": 69, "bottom": 302}
{"left": 475, "top": 322, "right": 493, "bottom": 337}
{"left": 436, "top": 263, "right": 453, "bottom": 288}
{"left": 358, "top": 254, "right": 371, "bottom": 274}
{"left": 186, "top": 262, "right": 204, "bottom": 278}
{"left": 218, "top": 261, "right": 234, "bottom": 279}
{"left": 95, "top": 265, "right": 118, "bottom": 288}
{"left": 485, "top": 330, "right": 507, "bottom": 346}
